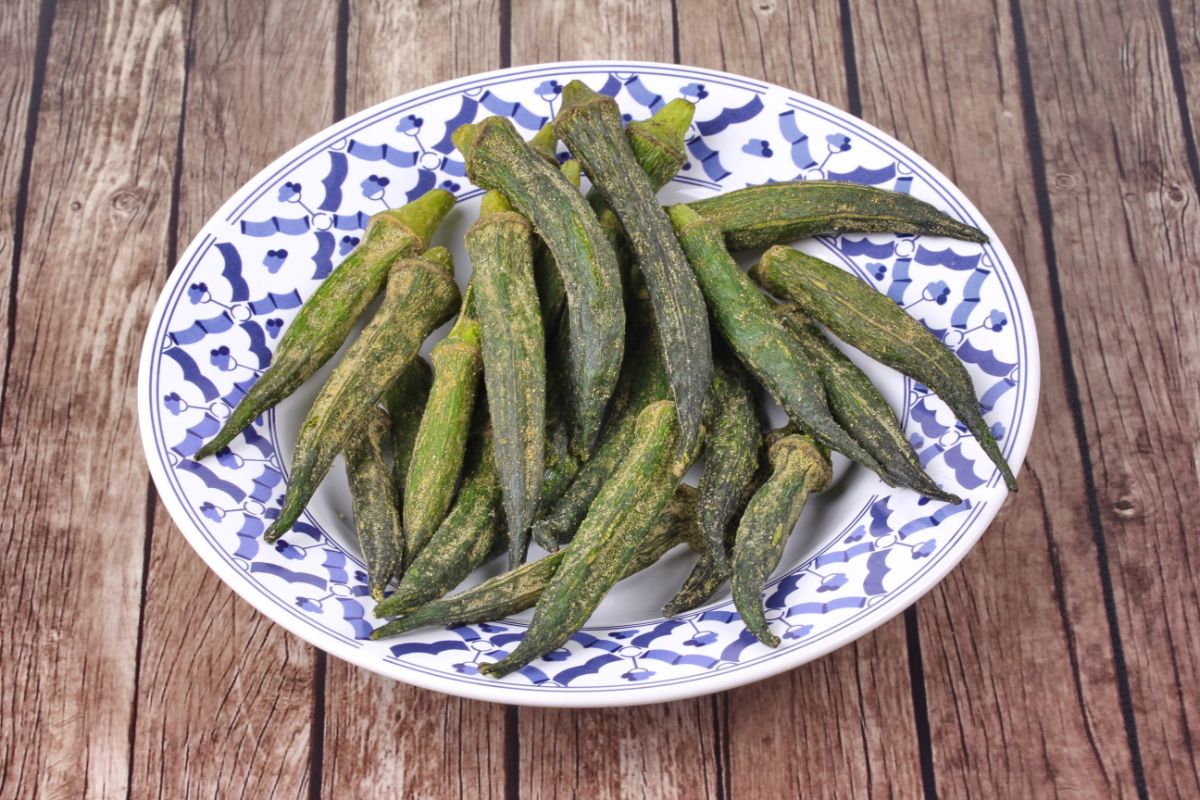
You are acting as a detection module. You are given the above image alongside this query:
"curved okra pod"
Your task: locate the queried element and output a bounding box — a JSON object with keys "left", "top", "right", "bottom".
{"left": 345, "top": 410, "right": 405, "bottom": 600}
{"left": 467, "top": 191, "right": 546, "bottom": 565}
{"left": 752, "top": 247, "right": 1017, "bottom": 492}
{"left": 775, "top": 304, "right": 962, "bottom": 504}
{"left": 195, "top": 189, "right": 454, "bottom": 459}
{"left": 534, "top": 159, "right": 581, "bottom": 337}
{"left": 371, "top": 482, "right": 699, "bottom": 640}
{"left": 556, "top": 81, "right": 711, "bottom": 461}
{"left": 732, "top": 432, "right": 832, "bottom": 647}
{"left": 667, "top": 204, "right": 883, "bottom": 475}
{"left": 263, "top": 248, "right": 461, "bottom": 542}
{"left": 482, "top": 400, "right": 683, "bottom": 677}
{"left": 454, "top": 116, "right": 624, "bottom": 456}
{"left": 375, "top": 433, "right": 502, "bottom": 617}
{"left": 403, "top": 283, "right": 482, "bottom": 560}
{"left": 687, "top": 181, "right": 988, "bottom": 251}
{"left": 383, "top": 357, "right": 432, "bottom": 499}
{"left": 697, "top": 345, "right": 764, "bottom": 569}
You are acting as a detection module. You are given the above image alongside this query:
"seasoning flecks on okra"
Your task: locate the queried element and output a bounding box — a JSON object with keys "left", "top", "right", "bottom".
{"left": 345, "top": 409, "right": 405, "bottom": 599}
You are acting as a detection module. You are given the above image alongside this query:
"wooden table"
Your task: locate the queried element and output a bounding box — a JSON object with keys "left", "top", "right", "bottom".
{"left": 3, "top": 0, "right": 1196, "bottom": 797}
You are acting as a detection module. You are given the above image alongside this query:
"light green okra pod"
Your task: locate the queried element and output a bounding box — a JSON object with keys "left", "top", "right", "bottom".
{"left": 555, "top": 81, "right": 711, "bottom": 462}
{"left": 345, "top": 410, "right": 404, "bottom": 600}
{"left": 454, "top": 116, "right": 624, "bottom": 457}
{"left": 732, "top": 432, "right": 832, "bottom": 647}
{"left": 687, "top": 180, "right": 988, "bottom": 251}
{"left": 482, "top": 400, "right": 683, "bottom": 677}
{"left": 775, "top": 304, "right": 961, "bottom": 504}
{"left": 371, "top": 483, "right": 700, "bottom": 641}
{"left": 375, "top": 433, "right": 501, "bottom": 617}
{"left": 404, "top": 283, "right": 482, "bottom": 561}
{"left": 195, "top": 189, "right": 454, "bottom": 460}
{"left": 751, "top": 247, "right": 1017, "bottom": 492}
{"left": 467, "top": 191, "right": 546, "bottom": 566}
{"left": 263, "top": 248, "right": 460, "bottom": 543}
{"left": 667, "top": 204, "right": 883, "bottom": 475}
{"left": 383, "top": 357, "right": 432, "bottom": 500}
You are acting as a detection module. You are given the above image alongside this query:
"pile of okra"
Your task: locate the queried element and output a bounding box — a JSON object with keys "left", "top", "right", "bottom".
{"left": 194, "top": 81, "right": 1014, "bottom": 675}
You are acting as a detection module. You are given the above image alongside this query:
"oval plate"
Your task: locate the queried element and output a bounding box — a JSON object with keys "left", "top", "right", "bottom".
{"left": 138, "top": 61, "right": 1038, "bottom": 707}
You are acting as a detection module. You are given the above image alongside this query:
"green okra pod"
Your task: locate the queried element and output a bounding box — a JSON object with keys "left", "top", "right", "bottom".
{"left": 383, "top": 357, "right": 432, "bottom": 499}
{"left": 775, "top": 304, "right": 961, "bottom": 504}
{"left": 195, "top": 189, "right": 454, "bottom": 460}
{"left": 371, "top": 482, "right": 699, "bottom": 640}
{"left": 374, "top": 433, "right": 502, "bottom": 617}
{"left": 467, "top": 191, "right": 546, "bottom": 565}
{"left": 534, "top": 159, "right": 581, "bottom": 337}
{"left": 403, "top": 283, "right": 483, "bottom": 561}
{"left": 697, "top": 345, "right": 764, "bottom": 569}
{"left": 731, "top": 432, "right": 832, "bottom": 647}
{"left": 667, "top": 204, "right": 883, "bottom": 475}
{"left": 687, "top": 180, "right": 988, "bottom": 251}
{"left": 555, "top": 81, "right": 711, "bottom": 461}
{"left": 454, "top": 116, "right": 624, "bottom": 456}
{"left": 345, "top": 409, "right": 404, "bottom": 600}
{"left": 752, "top": 247, "right": 1017, "bottom": 492}
{"left": 482, "top": 400, "right": 683, "bottom": 677}
{"left": 263, "top": 247, "right": 461, "bottom": 543}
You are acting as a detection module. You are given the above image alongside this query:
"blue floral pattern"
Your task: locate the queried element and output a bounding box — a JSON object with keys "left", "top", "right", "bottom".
{"left": 140, "top": 63, "right": 1035, "bottom": 700}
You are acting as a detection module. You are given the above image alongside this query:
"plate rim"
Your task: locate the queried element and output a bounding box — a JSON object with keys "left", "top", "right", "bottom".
{"left": 138, "top": 58, "right": 1040, "bottom": 707}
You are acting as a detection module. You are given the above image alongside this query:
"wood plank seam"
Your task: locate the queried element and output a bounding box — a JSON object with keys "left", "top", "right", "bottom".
{"left": 1156, "top": 0, "right": 1200, "bottom": 193}
{"left": 0, "top": 0, "right": 56, "bottom": 429}
{"left": 1008, "top": 0, "right": 1150, "bottom": 796}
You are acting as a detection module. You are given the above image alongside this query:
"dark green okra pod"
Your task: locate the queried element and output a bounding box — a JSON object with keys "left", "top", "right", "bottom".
{"left": 555, "top": 81, "right": 711, "bottom": 461}
{"left": 375, "top": 433, "right": 501, "bottom": 617}
{"left": 195, "top": 189, "right": 454, "bottom": 460}
{"left": 687, "top": 180, "right": 988, "bottom": 251}
{"left": 467, "top": 191, "right": 546, "bottom": 565}
{"left": 371, "top": 482, "right": 699, "bottom": 640}
{"left": 482, "top": 400, "right": 683, "bottom": 677}
{"left": 264, "top": 248, "right": 461, "bottom": 542}
{"left": 667, "top": 204, "right": 883, "bottom": 475}
{"left": 383, "top": 357, "right": 432, "bottom": 499}
{"left": 752, "top": 247, "right": 1017, "bottom": 492}
{"left": 697, "top": 345, "right": 764, "bottom": 568}
{"left": 775, "top": 304, "right": 961, "bottom": 504}
{"left": 454, "top": 117, "right": 624, "bottom": 456}
{"left": 732, "top": 432, "right": 832, "bottom": 647}
{"left": 345, "top": 409, "right": 404, "bottom": 600}
{"left": 404, "top": 283, "right": 482, "bottom": 560}
{"left": 534, "top": 159, "right": 581, "bottom": 336}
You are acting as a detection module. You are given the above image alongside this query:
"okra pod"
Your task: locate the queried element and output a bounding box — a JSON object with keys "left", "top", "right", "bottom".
{"left": 403, "top": 283, "right": 482, "bottom": 560}
{"left": 697, "top": 345, "right": 764, "bottom": 568}
{"left": 467, "top": 191, "right": 546, "bottom": 564}
{"left": 263, "top": 248, "right": 460, "bottom": 542}
{"left": 688, "top": 181, "right": 988, "bottom": 251}
{"left": 776, "top": 304, "right": 961, "bottom": 504}
{"left": 195, "top": 189, "right": 454, "bottom": 459}
{"left": 534, "top": 159, "right": 581, "bottom": 337}
{"left": 556, "top": 81, "right": 711, "bottom": 461}
{"left": 371, "top": 482, "right": 698, "bottom": 640}
{"left": 345, "top": 409, "right": 405, "bottom": 599}
{"left": 383, "top": 357, "right": 432, "bottom": 499}
{"left": 732, "top": 432, "right": 832, "bottom": 647}
{"left": 454, "top": 116, "right": 624, "bottom": 456}
{"left": 752, "top": 247, "right": 1017, "bottom": 491}
{"left": 374, "top": 433, "right": 501, "bottom": 617}
{"left": 482, "top": 400, "right": 683, "bottom": 677}
{"left": 667, "top": 204, "right": 883, "bottom": 475}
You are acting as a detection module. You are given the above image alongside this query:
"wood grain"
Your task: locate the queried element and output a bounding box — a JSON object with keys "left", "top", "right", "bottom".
{"left": 1019, "top": 0, "right": 1200, "bottom": 795}
{"left": 127, "top": 2, "right": 338, "bottom": 798}
{"left": 847, "top": 0, "right": 1143, "bottom": 795}
{"left": 677, "top": 4, "right": 926, "bottom": 798}
{"left": 0, "top": 0, "right": 187, "bottom": 797}
{"left": 318, "top": 3, "right": 510, "bottom": 798}
{"left": 508, "top": 3, "right": 722, "bottom": 797}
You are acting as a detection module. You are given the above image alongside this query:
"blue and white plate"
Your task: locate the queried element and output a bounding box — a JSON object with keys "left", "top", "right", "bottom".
{"left": 138, "top": 61, "right": 1038, "bottom": 707}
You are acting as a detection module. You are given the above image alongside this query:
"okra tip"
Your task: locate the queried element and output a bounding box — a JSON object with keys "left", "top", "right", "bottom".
{"left": 560, "top": 158, "right": 582, "bottom": 188}
{"left": 628, "top": 98, "right": 695, "bottom": 148}
{"left": 528, "top": 123, "right": 558, "bottom": 164}
{"left": 422, "top": 245, "right": 454, "bottom": 273}
{"left": 559, "top": 78, "right": 599, "bottom": 108}
{"left": 479, "top": 189, "right": 513, "bottom": 215}
{"left": 375, "top": 187, "right": 456, "bottom": 250}
{"left": 667, "top": 203, "right": 703, "bottom": 231}
{"left": 451, "top": 123, "right": 479, "bottom": 159}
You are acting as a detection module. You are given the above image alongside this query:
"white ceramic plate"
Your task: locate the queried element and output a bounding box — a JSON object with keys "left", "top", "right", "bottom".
{"left": 139, "top": 60, "right": 1038, "bottom": 707}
